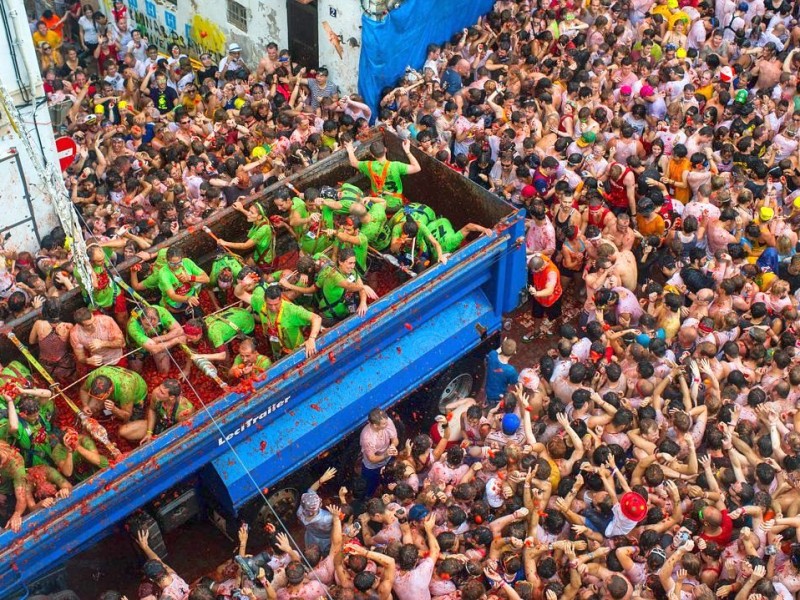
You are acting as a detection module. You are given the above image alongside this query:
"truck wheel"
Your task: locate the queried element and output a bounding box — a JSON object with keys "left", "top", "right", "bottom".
{"left": 431, "top": 354, "right": 486, "bottom": 415}
{"left": 255, "top": 487, "right": 300, "bottom": 531}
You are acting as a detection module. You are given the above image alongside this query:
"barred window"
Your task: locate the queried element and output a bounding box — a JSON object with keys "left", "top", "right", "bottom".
{"left": 227, "top": 0, "right": 248, "bottom": 31}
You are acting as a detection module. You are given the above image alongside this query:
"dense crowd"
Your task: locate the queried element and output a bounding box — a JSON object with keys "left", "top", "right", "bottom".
{"left": 3, "top": 0, "right": 800, "bottom": 598}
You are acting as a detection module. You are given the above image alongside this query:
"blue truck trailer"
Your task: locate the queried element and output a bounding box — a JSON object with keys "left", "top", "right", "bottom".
{"left": 0, "top": 132, "right": 528, "bottom": 598}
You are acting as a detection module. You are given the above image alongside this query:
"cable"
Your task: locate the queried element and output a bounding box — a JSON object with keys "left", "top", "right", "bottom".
{"left": 70, "top": 208, "right": 337, "bottom": 600}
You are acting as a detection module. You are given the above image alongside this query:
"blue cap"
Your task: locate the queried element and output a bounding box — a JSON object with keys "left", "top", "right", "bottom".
{"left": 737, "top": 2, "right": 748, "bottom": 10}
{"left": 635, "top": 333, "right": 651, "bottom": 347}
{"left": 408, "top": 504, "right": 429, "bottom": 522}
{"left": 502, "top": 413, "right": 521, "bottom": 435}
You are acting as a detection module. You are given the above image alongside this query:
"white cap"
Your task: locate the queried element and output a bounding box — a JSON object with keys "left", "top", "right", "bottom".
{"left": 519, "top": 368, "right": 540, "bottom": 391}
{"left": 228, "top": 43, "right": 241, "bottom": 53}
{"left": 485, "top": 477, "right": 505, "bottom": 508}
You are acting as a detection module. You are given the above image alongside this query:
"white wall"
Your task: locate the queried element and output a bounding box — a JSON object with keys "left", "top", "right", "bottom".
{"left": 0, "top": 0, "right": 62, "bottom": 253}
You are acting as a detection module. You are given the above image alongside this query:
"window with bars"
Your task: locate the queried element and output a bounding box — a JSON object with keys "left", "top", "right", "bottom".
{"left": 227, "top": 0, "right": 249, "bottom": 31}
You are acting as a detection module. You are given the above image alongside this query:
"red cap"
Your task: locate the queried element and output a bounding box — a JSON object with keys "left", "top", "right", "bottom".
{"left": 620, "top": 491, "right": 647, "bottom": 522}
{"left": 521, "top": 185, "right": 536, "bottom": 198}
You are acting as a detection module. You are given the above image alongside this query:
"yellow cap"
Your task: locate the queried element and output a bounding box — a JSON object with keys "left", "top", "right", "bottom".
{"left": 667, "top": 0, "right": 679, "bottom": 8}
{"left": 793, "top": 196, "right": 800, "bottom": 209}
{"left": 251, "top": 145, "right": 267, "bottom": 158}
{"left": 94, "top": 104, "right": 105, "bottom": 114}
{"left": 676, "top": 48, "right": 687, "bottom": 58}
{"left": 118, "top": 100, "right": 128, "bottom": 110}
{"left": 759, "top": 206, "right": 774, "bottom": 221}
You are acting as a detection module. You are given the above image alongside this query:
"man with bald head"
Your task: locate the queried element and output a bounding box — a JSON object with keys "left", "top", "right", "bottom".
{"left": 441, "top": 57, "right": 471, "bottom": 111}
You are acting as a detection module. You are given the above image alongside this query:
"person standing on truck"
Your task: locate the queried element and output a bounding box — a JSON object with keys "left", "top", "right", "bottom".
{"left": 522, "top": 254, "right": 563, "bottom": 341}
{"left": 345, "top": 139, "right": 421, "bottom": 213}
{"left": 251, "top": 284, "right": 321, "bottom": 359}
{"left": 28, "top": 298, "right": 76, "bottom": 384}
{"left": 484, "top": 339, "right": 519, "bottom": 408}
{"left": 315, "top": 248, "right": 378, "bottom": 327}
{"left": 79, "top": 365, "right": 147, "bottom": 432}
{"left": 0, "top": 439, "right": 28, "bottom": 532}
{"left": 216, "top": 200, "right": 277, "bottom": 272}
{"left": 327, "top": 215, "right": 369, "bottom": 277}
{"left": 127, "top": 305, "right": 186, "bottom": 375}
{"left": 359, "top": 408, "right": 399, "bottom": 496}
{"left": 126, "top": 379, "right": 195, "bottom": 445}
{"left": 157, "top": 246, "right": 210, "bottom": 321}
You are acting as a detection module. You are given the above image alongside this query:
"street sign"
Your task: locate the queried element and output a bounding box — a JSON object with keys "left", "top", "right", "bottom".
{"left": 55, "top": 136, "right": 77, "bottom": 172}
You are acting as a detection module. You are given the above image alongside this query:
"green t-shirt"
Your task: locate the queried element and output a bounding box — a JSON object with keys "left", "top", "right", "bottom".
{"left": 52, "top": 435, "right": 109, "bottom": 482}
{"left": 83, "top": 366, "right": 147, "bottom": 408}
{"left": 0, "top": 450, "right": 26, "bottom": 494}
{"left": 249, "top": 223, "right": 274, "bottom": 265}
{"left": 335, "top": 231, "right": 369, "bottom": 276}
{"left": 391, "top": 220, "right": 432, "bottom": 256}
{"left": 75, "top": 263, "right": 117, "bottom": 309}
{"left": 360, "top": 203, "right": 387, "bottom": 245}
{"left": 0, "top": 400, "right": 57, "bottom": 467}
{"left": 127, "top": 305, "right": 178, "bottom": 349}
{"left": 428, "top": 217, "right": 464, "bottom": 253}
{"left": 358, "top": 160, "right": 408, "bottom": 196}
{"left": 0, "top": 361, "right": 33, "bottom": 413}
{"left": 290, "top": 196, "right": 309, "bottom": 238}
{"left": 157, "top": 258, "right": 206, "bottom": 309}
{"left": 315, "top": 266, "right": 356, "bottom": 320}
{"left": 140, "top": 248, "right": 169, "bottom": 290}
{"left": 209, "top": 255, "right": 243, "bottom": 288}
{"left": 205, "top": 307, "right": 255, "bottom": 348}
{"left": 252, "top": 292, "right": 315, "bottom": 355}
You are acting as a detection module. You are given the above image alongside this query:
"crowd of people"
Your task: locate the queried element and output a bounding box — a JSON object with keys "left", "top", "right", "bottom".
{"left": 4, "top": 0, "right": 800, "bottom": 597}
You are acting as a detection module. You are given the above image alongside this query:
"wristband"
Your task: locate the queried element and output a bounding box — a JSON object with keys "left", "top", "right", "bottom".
{"left": 190, "top": 276, "right": 197, "bottom": 283}
{"left": 146, "top": 429, "right": 153, "bottom": 435}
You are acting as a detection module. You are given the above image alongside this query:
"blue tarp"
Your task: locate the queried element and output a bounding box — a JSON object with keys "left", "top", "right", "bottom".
{"left": 358, "top": 0, "right": 494, "bottom": 117}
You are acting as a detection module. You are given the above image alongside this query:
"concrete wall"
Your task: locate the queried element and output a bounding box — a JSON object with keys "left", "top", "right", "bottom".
{"left": 0, "top": 0, "right": 62, "bottom": 253}
{"left": 107, "top": 0, "right": 363, "bottom": 94}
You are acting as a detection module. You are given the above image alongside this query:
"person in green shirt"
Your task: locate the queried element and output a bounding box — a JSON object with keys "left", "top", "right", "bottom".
{"left": 252, "top": 284, "right": 322, "bottom": 359}
{"left": 204, "top": 307, "right": 256, "bottom": 350}
{"left": 389, "top": 219, "right": 447, "bottom": 271}
{"left": 0, "top": 361, "right": 52, "bottom": 413}
{"left": 51, "top": 429, "right": 108, "bottom": 482}
{"left": 131, "top": 247, "right": 168, "bottom": 292}
{"left": 80, "top": 366, "right": 148, "bottom": 437}
{"left": 427, "top": 217, "right": 493, "bottom": 254}
{"left": 25, "top": 464, "right": 72, "bottom": 509}
{"left": 314, "top": 248, "right": 378, "bottom": 327}
{"left": 217, "top": 200, "right": 276, "bottom": 270}
{"left": 327, "top": 215, "right": 370, "bottom": 277}
{"left": 208, "top": 254, "right": 244, "bottom": 309}
{"left": 346, "top": 139, "right": 421, "bottom": 212}
{"left": 127, "top": 305, "right": 186, "bottom": 374}
{"left": 123, "top": 379, "right": 195, "bottom": 445}
{"left": 76, "top": 245, "right": 125, "bottom": 327}
{"left": 157, "top": 246, "right": 210, "bottom": 319}
{"left": 349, "top": 197, "right": 388, "bottom": 246}
{"left": 0, "top": 440, "right": 28, "bottom": 531}
{"left": 1, "top": 395, "right": 57, "bottom": 468}
{"left": 373, "top": 202, "right": 435, "bottom": 252}
{"left": 228, "top": 338, "right": 272, "bottom": 380}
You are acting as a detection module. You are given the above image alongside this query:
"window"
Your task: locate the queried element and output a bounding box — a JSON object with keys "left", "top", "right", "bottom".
{"left": 227, "top": 0, "right": 248, "bottom": 31}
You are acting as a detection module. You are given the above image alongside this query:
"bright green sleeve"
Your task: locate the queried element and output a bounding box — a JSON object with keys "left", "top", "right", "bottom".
{"left": 127, "top": 318, "right": 150, "bottom": 347}
{"left": 283, "top": 301, "right": 314, "bottom": 329}
{"left": 392, "top": 161, "right": 409, "bottom": 177}
{"left": 251, "top": 286, "right": 265, "bottom": 315}
{"left": 184, "top": 259, "right": 206, "bottom": 277}
{"left": 357, "top": 161, "right": 370, "bottom": 178}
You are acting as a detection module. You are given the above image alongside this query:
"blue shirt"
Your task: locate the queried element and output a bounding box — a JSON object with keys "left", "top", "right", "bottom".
{"left": 441, "top": 68, "right": 463, "bottom": 95}
{"left": 485, "top": 350, "right": 518, "bottom": 403}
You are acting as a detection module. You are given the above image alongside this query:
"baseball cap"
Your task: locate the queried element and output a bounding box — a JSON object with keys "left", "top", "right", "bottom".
{"left": 759, "top": 206, "right": 774, "bottom": 221}
{"left": 620, "top": 85, "right": 632, "bottom": 96}
{"left": 620, "top": 492, "right": 647, "bottom": 522}
{"left": 521, "top": 184, "right": 536, "bottom": 198}
{"left": 485, "top": 477, "right": 505, "bottom": 508}
{"left": 737, "top": 1, "right": 748, "bottom": 10}
{"left": 640, "top": 85, "right": 655, "bottom": 98}
{"left": 502, "top": 413, "right": 521, "bottom": 435}
{"left": 676, "top": 48, "right": 687, "bottom": 59}
{"left": 229, "top": 42, "right": 242, "bottom": 52}
{"left": 576, "top": 131, "right": 597, "bottom": 147}
{"left": 719, "top": 66, "right": 733, "bottom": 82}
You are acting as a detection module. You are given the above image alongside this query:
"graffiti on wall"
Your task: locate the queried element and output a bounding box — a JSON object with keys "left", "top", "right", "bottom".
{"left": 106, "top": 0, "right": 227, "bottom": 62}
